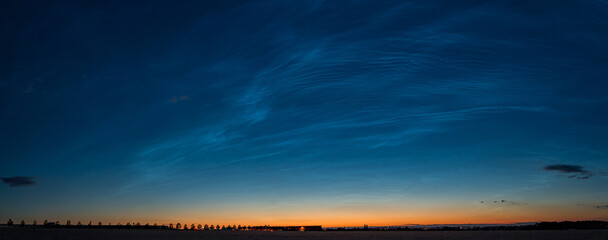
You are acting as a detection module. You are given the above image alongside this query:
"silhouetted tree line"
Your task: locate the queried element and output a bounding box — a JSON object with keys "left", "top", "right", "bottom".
{"left": 4, "top": 219, "right": 169, "bottom": 230}
{"left": 5, "top": 219, "right": 606, "bottom": 231}
{"left": 532, "top": 221, "right": 608, "bottom": 230}
{"left": 3, "top": 219, "right": 309, "bottom": 231}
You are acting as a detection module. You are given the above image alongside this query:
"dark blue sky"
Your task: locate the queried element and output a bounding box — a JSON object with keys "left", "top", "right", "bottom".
{"left": 1, "top": 0, "right": 608, "bottom": 226}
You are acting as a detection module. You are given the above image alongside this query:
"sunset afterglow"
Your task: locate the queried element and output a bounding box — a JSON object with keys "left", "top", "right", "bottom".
{"left": 1, "top": 1, "right": 607, "bottom": 228}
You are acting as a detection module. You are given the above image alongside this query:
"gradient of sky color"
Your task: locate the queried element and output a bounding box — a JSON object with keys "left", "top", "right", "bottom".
{"left": 1, "top": 0, "right": 608, "bottom": 227}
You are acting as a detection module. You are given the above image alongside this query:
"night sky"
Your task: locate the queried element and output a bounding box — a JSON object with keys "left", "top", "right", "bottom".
{"left": 1, "top": 1, "right": 608, "bottom": 227}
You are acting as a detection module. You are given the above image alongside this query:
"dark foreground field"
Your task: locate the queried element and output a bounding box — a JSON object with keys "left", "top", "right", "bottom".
{"left": 1, "top": 228, "right": 608, "bottom": 240}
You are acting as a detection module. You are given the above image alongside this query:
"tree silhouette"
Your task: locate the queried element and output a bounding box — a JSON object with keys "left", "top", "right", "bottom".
{"left": 210, "top": 225, "right": 215, "bottom": 230}
{"left": 169, "top": 223, "right": 173, "bottom": 229}
{"left": 232, "top": 225, "right": 236, "bottom": 230}
{"left": 238, "top": 224, "right": 241, "bottom": 230}
{"left": 55, "top": 221, "right": 60, "bottom": 226}
{"left": 33, "top": 220, "right": 37, "bottom": 226}
{"left": 88, "top": 221, "right": 92, "bottom": 226}
{"left": 66, "top": 220, "right": 71, "bottom": 226}
{"left": 98, "top": 221, "right": 102, "bottom": 226}
{"left": 197, "top": 224, "right": 202, "bottom": 230}
{"left": 7, "top": 219, "right": 13, "bottom": 226}
{"left": 204, "top": 224, "right": 209, "bottom": 230}
{"left": 43, "top": 219, "right": 48, "bottom": 226}
{"left": 176, "top": 223, "right": 181, "bottom": 229}
{"left": 77, "top": 221, "right": 82, "bottom": 226}
{"left": 20, "top": 220, "right": 25, "bottom": 226}
{"left": 183, "top": 224, "right": 188, "bottom": 230}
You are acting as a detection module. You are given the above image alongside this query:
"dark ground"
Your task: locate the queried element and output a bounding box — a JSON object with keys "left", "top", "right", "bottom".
{"left": 1, "top": 228, "right": 608, "bottom": 240}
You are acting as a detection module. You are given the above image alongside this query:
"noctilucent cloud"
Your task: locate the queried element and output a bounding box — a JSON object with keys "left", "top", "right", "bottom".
{"left": 1, "top": 1, "right": 608, "bottom": 227}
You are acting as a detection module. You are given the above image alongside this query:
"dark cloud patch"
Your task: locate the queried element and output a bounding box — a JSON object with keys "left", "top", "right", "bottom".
{"left": 480, "top": 200, "right": 519, "bottom": 205}
{"left": 596, "top": 205, "right": 608, "bottom": 210}
{"left": 568, "top": 174, "right": 590, "bottom": 179}
{"left": 499, "top": 200, "right": 519, "bottom": 205}
{"left": 0, "top": 176, "right": 36, "bottom": 187}
{"left": 544, "top": 164, "right": 585, "bottom": 173}
{"left": 543, "top": 164, "right": 592, "bottom": 179}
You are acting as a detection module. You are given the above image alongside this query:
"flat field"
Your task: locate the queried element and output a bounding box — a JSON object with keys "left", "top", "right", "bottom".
{"left": 1, "top": 228, "right": 607, "bottom": 240}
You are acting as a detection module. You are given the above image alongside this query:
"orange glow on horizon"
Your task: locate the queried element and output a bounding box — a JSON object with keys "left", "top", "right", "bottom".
{"left": 44, "top": 202, "right": 608, "bottom": 228}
